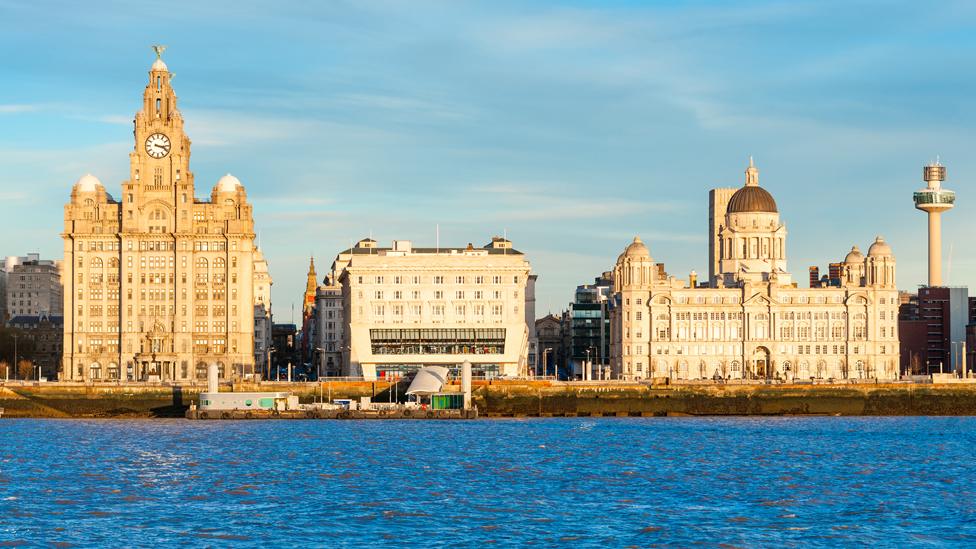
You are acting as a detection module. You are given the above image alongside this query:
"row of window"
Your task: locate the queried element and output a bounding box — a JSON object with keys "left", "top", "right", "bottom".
{"left": 357, "top": 275, "right": 520, "bottom": 285}
{"left": 76, "top": 337, "right": 237, "bottom": 354}
{"left": 364, "top": 289, "right": 514, "bottom": 300}
{"left": 370, "top": 303, "right": 511, "bottom": 317}
{"left": 74, "top": 239, "right": 241, "bottom": 253}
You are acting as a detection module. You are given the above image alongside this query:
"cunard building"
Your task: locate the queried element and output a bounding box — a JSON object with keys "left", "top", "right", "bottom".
{"left": 61, "top": 48, "right": 271, "bottom": 381}
{"left": 610, "top": 160, "right": 899, "bottom": 381}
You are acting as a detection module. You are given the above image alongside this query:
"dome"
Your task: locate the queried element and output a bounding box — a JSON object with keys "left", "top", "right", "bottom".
{"left": 727, "top": 185, "right": 778, "bottom": 213}
{"left": 151, "top": 58, "right": 168, "bottom": 71}
{"left": 74, "top": 173, "right": 103, "bottom": 193}
{"left": 623, "top": 236, "right": 650, "bottom": 258}
{"left": 215, "top": 173, "right": 242, "bottom": 193}
{"left": 868, "top": 236, "right": 892, "bottom": 257}
{"left": 844, "top": 245, "right": 863, "bottom": 264}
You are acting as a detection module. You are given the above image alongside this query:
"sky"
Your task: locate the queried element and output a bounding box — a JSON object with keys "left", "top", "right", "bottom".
{"left": 2, "top": 0, "right": 975, "bottom": 320}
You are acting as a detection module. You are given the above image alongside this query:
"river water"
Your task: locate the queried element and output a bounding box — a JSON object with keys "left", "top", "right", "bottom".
{"left": 1, "top": 417, "right": 974, "bottom": 546}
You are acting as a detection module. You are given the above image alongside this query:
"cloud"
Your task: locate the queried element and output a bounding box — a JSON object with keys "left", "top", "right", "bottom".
{"left": 0, "top": 104, "right": 41, "bottom": 114}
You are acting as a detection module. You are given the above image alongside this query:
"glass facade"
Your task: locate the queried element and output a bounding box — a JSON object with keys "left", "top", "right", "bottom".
{"left": 913, "top": 191, "right": 955, "bottom": 206}
{"left": 370, "top": 328, "right": 506, "bottom": 355}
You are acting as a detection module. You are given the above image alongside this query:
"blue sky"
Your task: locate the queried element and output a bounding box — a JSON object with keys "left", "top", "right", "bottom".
{"left": 2, "top": 0, "right": 975, "bottom": 318}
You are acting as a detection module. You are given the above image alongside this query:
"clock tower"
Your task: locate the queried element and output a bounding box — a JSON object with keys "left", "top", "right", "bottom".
{"left": 61, "top": 47, "right": 271, "bottom": 383}
{"left": 122, "top": 45, "right": 195, "bottom": 233}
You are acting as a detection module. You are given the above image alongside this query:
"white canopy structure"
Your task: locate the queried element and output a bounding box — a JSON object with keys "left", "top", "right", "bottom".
{"left": 405, "top": 366, "right": 450, "bottom": 396}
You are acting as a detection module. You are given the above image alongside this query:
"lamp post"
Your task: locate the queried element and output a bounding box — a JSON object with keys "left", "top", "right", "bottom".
{"left": 267, "top": 348, "right": 277, "bottom": 382}
{"left": 12, "top": 334, "right": 18, "bottom": 380}
{"left": 542, "top": 347, "right": 552, "bottom": 379}
{"left": 314, "top": 347, "right": 327, "bottom": 380}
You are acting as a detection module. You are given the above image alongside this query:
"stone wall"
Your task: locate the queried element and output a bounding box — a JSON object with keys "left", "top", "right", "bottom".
{"left": 2, "top": 380, "right": 976, "bottom": 418}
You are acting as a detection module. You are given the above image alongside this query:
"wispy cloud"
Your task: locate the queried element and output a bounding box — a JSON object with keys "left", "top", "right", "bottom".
{"left": 0, "top": 104, "right": 41, "bottom": 114}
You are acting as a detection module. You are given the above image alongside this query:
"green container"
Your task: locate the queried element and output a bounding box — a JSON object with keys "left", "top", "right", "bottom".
{"left": 432, "top": 393, "right": 463, "bottom": 410}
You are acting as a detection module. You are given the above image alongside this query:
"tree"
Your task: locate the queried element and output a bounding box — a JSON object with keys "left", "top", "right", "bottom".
{"left": 910, "top": 352, "right": 922, "bottom": 376}
{"left": 17, "top": 359, "right": 33, "bottom": 380}
{"left": 0, "top": 360, "right": 8, "bottom": 380}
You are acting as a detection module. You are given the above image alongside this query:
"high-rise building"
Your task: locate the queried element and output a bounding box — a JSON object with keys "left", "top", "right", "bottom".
{"left": 3, "top": 254, "right": 62, "bottom": 320}
{"left": 611, "top": 160, "right": 899, "bottom": 381}
{"left": 253, "top": 249, "right": 273, "bottom": 378}
{"left": 708, "top": 187, "right": 736, "bottom": 284}
{"left": 338, "top": 237, "right": 533, "bottom": 380}
{"left": 61, "top": 47, "right": 268, "bottom": 382}
{"left": 567, "top": 273, "right": 612, "bottom": 379}
{"left": 898, "top": 287, "right": 969, "bottom": 374}
{"left": 314, "top": 275, "right": 344, "bottom": 377}
{"left": 808, "top": 266, "right": 820, "bottom": 288}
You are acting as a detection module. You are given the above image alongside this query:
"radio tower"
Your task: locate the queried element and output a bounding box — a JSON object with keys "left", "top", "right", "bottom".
{"left": 913, "top": 160, "right": 955, "bottom": 286}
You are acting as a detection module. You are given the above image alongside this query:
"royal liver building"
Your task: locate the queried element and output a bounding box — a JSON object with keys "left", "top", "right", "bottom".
{"left": 61, "top": 48, "right": 271, "bottom": 381}
{"left": 610, "top": 160, "right": 898, "bottom": 381}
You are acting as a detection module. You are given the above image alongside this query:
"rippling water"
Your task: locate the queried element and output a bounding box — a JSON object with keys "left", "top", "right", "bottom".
{"left": 1, "top": 417, "right": 975, "bottom": 546}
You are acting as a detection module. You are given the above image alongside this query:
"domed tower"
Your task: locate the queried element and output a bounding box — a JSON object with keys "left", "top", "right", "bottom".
{"left": 913, "top": 161, "right": 954, "bottom": 286}
{"left": 842, "top": 245, "right": 865, "bottom": 286}
{"left": 612, "top": 237, "right": 654, "bottom": 379}
{"left": 716, "top": 158, "right": 789, "bottom": 285}
{"left": 865, "top": 236, "right": 895, "bottom": 287}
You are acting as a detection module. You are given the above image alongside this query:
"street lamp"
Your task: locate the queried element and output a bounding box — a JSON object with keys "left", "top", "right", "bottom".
{"left": 541, "top": 347, "right": 553, "bottom": 379}
{"left": 267, "top": 347, "right": 277, "bottom": 382}
{"left": 314, "top": 347, "right": 327, "bottom": 380}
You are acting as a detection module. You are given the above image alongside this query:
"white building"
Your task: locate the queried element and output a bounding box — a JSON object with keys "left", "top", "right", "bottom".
{"left": 611, "top": 160, "right": 899, "bottom": 381}
{"left": 337, "top": 237, "right": 534, "bottom": 380}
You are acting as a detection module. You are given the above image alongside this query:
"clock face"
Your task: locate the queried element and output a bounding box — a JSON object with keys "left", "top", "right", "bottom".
{"left": 145, "top": 133, "right": 171, "bottom": 158}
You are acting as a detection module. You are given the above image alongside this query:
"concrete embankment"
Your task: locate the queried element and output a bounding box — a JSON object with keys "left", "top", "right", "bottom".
{"left": 2, "top": 380, "right": 976, "bottom": 418}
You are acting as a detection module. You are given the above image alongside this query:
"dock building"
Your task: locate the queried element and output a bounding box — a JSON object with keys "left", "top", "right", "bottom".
{"left": 610, "top": 159, "right": 899, "bottom": 381}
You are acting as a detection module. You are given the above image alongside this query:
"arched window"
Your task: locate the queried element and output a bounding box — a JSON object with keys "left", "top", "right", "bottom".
{"left": 195, "top": 257, "right": 208, "bottom": 283}
{"left": 108, "top": 363, "right": 120, "bottom": 380}
{"left": 108, "top": 257, "right": 119, "bottom": 269}
{"left": 213, "top": 258, "right": 226, "bottom": 283}
{"left": 90, "top": 362, "right": 101, "bottom": 380}
{"left": 91, "top": 257, "right": 103, "bottom": 269}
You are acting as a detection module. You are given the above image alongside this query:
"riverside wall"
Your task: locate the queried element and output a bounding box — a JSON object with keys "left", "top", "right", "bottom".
{"left": 2, "top": 380, "right": 976, "bottom": 418}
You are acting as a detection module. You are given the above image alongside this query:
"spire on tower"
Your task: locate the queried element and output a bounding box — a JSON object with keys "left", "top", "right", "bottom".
{"left": 745, "top": 156, "right": 759, "bottom": 187}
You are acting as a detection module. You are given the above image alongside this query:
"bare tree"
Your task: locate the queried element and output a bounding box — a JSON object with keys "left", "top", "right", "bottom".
{"left": 910, "top": 352, "right": 922, "bottom": 376}
{"left": 17, "top": 359, "right": 33, "bottom": 380}
{"left": 0, "top": 359, "right": 9, "bottom": 380}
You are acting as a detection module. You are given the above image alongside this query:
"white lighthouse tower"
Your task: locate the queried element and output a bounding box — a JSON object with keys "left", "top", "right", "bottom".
{"left": 913, "top": 161, "right": 955, "bottom": 286}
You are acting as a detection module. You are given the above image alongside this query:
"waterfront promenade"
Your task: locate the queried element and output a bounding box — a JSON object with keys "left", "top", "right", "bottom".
{"left": 2, "top": 379, "right": 976, "bottom": 418}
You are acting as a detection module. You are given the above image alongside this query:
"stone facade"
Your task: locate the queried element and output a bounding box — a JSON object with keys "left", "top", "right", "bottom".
{"left": 60, "top": 50, "right": 269, "bottom": 382}
{"left": 611, "top": 161, "right": 899, "bottom": 381}
{"left": 314, "top": 277, "right": 343, "bottom": 376}
{"left": 338, "top": 237, "right": 533, "bottom": 380}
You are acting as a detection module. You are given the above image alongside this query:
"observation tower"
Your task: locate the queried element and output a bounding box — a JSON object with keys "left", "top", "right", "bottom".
{"left": 913, "top": 161, "right": 955, "bottom": 286}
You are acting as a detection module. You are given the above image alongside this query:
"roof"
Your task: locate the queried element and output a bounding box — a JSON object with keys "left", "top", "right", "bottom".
{"left": 6, "top": 315, "right": 64, "bottom": 329}
{"left": 405, "top": 366, "right": 450, "bottom": 395}
{"left": 727, "top": 185, "right": 778, "bottom": 213}
{"left": 338, "top": 246, "right": 524, "bottom": 256}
